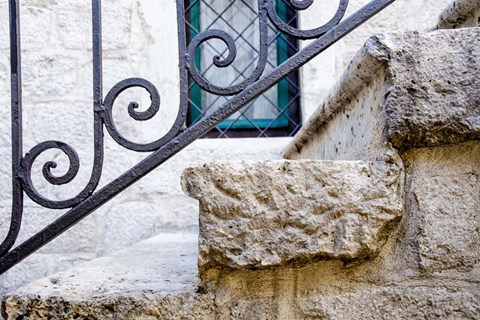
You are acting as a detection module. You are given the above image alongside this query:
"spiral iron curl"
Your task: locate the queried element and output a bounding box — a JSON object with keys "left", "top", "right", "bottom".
{"left": 266, "top": 0, "right": 349, "bottom": 40}
{"left": 20, "top": 113, "right": 104, "bottom": 210}
{"left": 185, "top": 1, "right": 269, "bottom": 96}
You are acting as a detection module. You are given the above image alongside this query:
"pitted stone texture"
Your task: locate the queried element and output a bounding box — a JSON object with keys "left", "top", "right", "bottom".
{"left": 403, "top": 141, "right": 480, "bottom": 278}
{"left": 284, "top": 38, "right": 396, "bottom": 162}
{"left": 182, "top": 160, "right": 403, "bottom": 271}
{"left": 4, "top": 293, "right": 215, "bottom": 320}
{"left": 384, "top": 28, "right": 480, "bottom": 149}
{"left": 286, "top": 28, "right": 480, "bottom": 160}
{"left": 436, "top": 0, "right": 480, "bottom": 29}
{"left": 2, "top": 233, "right": 216, "bottom": 320}
{"left": 297, "top": 283, "right": 480, "bottom": 319}
{"left": 300, "top": 0, "right": 453, "bottom": 117}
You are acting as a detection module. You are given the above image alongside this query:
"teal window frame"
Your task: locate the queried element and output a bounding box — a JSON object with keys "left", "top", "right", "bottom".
{"left": 186, "top": 0, "right": 298, "bottom": 132}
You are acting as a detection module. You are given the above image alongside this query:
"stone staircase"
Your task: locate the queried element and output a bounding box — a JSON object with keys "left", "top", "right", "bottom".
{"left": 2, "top": 1, "right": 479, "bottom": 319}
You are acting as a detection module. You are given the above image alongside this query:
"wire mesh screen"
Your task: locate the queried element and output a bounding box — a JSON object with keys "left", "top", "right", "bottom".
{"left": 185, "top": 0, "right": 301, "bottom": 138}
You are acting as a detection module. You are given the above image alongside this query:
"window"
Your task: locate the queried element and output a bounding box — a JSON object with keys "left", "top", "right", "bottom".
{"left": 185, "top": 0, "right": 301, "bottom": 138}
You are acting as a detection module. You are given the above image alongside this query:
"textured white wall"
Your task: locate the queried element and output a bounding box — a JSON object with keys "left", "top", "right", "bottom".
{"left": 0, "top": 0, "right": 452, "bottom": 292}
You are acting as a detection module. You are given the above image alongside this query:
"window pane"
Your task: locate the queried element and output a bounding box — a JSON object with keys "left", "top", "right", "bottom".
{"left": 200, "top": 0, "right": 278, "bottom": 123}
{"left": 186, "top": 0, "right": 301, "bottom": 137}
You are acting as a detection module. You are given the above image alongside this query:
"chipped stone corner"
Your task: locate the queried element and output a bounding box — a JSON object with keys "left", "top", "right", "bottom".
{"left": 182, "top": 160, "right": 404, "bottom": 286}
{"left": 436, "top": 0, "right": 480, "bottom": 29}
{"left": 286, "top": 27, "right": 480, "bottom": 161}
{"left": 383, "top": 28, "right": 480, "bottom": 150}
{"left": 282, "top": 34, "right": 393, "bottom": 159}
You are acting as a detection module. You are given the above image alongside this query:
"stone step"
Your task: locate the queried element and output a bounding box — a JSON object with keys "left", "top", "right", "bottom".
{"left": 275, "top": 12, "right": 480, "bottom": 320}
{"left": 181, "top": 160, "right": 404, "bottom": 290}
{"left": 3, "top": 159, "right": 406, "bottom": 319}
{"left": 283, "top": 27, "right": 480, "bottom": 162}
{"left": 2, "top": 233, "right": 217, "bottom": 319}
{"left": 2, "top": 2, "right": 479, "bottom": 318}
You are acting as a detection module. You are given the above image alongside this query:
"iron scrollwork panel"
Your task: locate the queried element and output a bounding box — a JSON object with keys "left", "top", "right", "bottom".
{"left": 0, "top": 0, "right": 397, "bottom": 274}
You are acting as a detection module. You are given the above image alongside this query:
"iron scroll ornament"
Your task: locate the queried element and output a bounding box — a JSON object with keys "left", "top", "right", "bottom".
{"left": 0, "top": 0, "right": 397, "bottom": 274}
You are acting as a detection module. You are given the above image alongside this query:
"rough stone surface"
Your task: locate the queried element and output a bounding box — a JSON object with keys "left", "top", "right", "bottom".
{"left": 2, "top": 233, "right": 217, "bottom": 320}
{"left": 201, "top": 262, "right": 479, "bottom": 319}
{"left": 285, "top": 28, "right": 480, "bottom": 160}
{"left": 6, "top": 226, "right": 479, "bottom": 319}
{"left": 0, "top": 252, "right": 95, "bottom": 296}
{"left": 283, "top": 36, "right": 395, "bottom": 161}
{"left": 436, "top": 0, "right": 480, "bottom": 29}
{"left": 299, "top": 0, "right": 452, "bottom": 118}
{"left": 275, "top": 22, "right": 480, "bottom": 320}
{"left": 296, "top": 283, "right": 480, "bottom": 319}
{"left": 403, "top": 141, "right": 480, "bottom": 278}
{"left": 182, "top": 160, "right": 403, "bottom": 273}
{"left": 385, "top": 28, "right": 480, "bottom": 149}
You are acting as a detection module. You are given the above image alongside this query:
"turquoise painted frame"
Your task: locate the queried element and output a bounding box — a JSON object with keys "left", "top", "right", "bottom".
{"left": 187, "top": 0, "right": 295, "bottom": 130}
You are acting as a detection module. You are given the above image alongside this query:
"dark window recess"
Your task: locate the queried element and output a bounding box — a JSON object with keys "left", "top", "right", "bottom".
{"left": 185, "top": 0, "right": 301, "bottom": 138}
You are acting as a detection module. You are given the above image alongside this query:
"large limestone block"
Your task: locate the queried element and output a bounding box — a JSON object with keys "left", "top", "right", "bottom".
{"left": 385, "top": 28, "right": 480, "bottom": 149}
{"left": 285, "top": 28, "right": 480, "bottom": 161}
{"left": 182, "top": 160, "right": 403, "bottom": 272}
{"left": 403, "top": 141, "right": 480, "bottom": 278}
{"left": 2, "top": 233, "right": 216, "bottom": 320}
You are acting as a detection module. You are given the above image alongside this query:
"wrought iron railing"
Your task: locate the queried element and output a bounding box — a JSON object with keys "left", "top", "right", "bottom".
{"left": 0, "top": 0, "right": 396, "bottom": 274}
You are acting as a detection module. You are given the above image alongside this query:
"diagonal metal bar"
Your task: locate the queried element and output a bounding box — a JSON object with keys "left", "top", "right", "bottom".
{"left": 0, "top": 0, "right": 397, "bottom": 274}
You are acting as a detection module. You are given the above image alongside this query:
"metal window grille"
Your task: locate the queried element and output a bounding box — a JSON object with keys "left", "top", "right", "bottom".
{"left": 185, "top": 0, "right": 302, "bottom": 138}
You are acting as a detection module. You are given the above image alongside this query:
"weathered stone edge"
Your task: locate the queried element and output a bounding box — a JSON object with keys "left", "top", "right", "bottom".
{"left": 383, "top": 29, "right": 480, "bottom": 150}
{"left": 436, "top": 0, "right": 480, "bottom": 29}
{"left": 2, "top": 292, "right": 216, "bottom": 320}
{"left": 285, "top": 28, "right": 480, "bottom": 158}
{"left": 282, "top": 35, "right": 390, "bottom": 159}
{"left": 183, "top": 160, "right": 404, "bottom": 273}
{"left": 4, "top": 281, "right": 479, "bottom": 319}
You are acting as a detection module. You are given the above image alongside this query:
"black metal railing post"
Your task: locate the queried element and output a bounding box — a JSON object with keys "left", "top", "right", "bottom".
{"left": 0, "top": 0, "right": 23, "bottom": 258}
